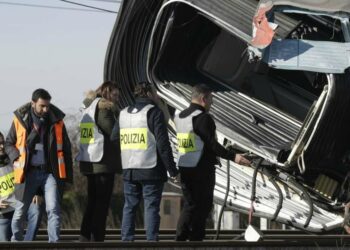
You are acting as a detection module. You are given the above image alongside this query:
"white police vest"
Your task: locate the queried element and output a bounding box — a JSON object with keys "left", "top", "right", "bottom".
{"left": 76, "top": 98, "right": 105, "bottom": 162}
{"left": 174, "top": 110, "right": 204, "bottom": 167}
{"left": 119, "top": 104, "right": 157, "bottom": 169}
{"left": 0, "top": 164, "right": 22, "bottom": 214}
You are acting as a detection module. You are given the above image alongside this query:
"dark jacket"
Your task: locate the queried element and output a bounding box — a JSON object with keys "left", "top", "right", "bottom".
{"left": 79, "top": 91, "right": 121, "bottom": 175}
{"left": 178, "top": 103, "right": 235, "bottom": 179}
{"left": 112, "top": 98, "right": 178, "bottom": 182}
{"left": 5, "top": 103, "right": 73, "bottom": 183}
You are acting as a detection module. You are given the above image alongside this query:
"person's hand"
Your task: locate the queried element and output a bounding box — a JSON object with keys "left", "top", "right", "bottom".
{"left": 234, "top": 154, "right": 251, "bottom": 166}
{"left": 0, "top": 200, "right": 9, "bottom": 209}
{"left": 345, "top": 224, "right": 350, "bottom": 234}
{"left": 32, "top": 195, "right": 44, "bottom": 206}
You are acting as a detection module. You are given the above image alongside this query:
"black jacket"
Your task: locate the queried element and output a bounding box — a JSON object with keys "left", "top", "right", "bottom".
{"left": 178, "top": 103, "right": 235, "bottom": 179}
{"left": 5, "top": 103, "right": 73, "bottom": 183}
{"left": 112, "top": 98, "right": 178, "bottom": 182}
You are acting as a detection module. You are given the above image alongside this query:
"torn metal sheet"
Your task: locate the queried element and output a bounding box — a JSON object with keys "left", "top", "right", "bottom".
{"left": 250, "top": 0, "right": 350, "bottom": 56}
{"left": 258, "top": 0, "right": 350, "bottom": 14}
{"left": 264, "top": 39, "right": 350, "bottom": 73}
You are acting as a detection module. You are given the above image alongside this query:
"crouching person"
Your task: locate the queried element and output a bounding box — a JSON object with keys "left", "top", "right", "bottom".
{"left": 0, "top": 131, "right": 17, "bottom": 241}
{"left": 5, "top": 88, "right": 73, "bottom": 242}
{"left": 112, "top": 82, "right": 178, "bottom": 241}
{"left": 0, "top": 131, "right": 44, "bottom": 242}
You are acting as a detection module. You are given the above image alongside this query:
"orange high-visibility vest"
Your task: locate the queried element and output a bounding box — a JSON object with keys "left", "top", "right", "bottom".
{"left": 13, "top": 117, "right": 27, "bottom": 184}
{"left": 13, "top": 117, "right": 67, "bottom": 184}
{"left": 54, "top": 120, "right": 67, "bottom": 179}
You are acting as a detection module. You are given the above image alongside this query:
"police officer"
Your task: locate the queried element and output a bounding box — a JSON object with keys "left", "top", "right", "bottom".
{"left": 77, "top": 81, "right": 121, "bottom": 242}
{"left": 0, "top": 132, "right": 42, "bottom": 242}
{"left": 0, "top": 132, "right": 17, "bottom": 241}
{"left": 113, "top": 81, "right": 178, "bottom": 241}
{"left": 175, "top": 84, "right": 250, "bottom": 241}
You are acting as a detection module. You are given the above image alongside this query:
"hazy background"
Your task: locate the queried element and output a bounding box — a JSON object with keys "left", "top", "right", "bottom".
{"left": 0, "top": 0, "right": 120, "bottom": 133}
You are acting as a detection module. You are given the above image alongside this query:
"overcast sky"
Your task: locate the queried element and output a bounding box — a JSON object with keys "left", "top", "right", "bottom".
{"left": 0, "top": 0, "right": 120, "bottom": 133}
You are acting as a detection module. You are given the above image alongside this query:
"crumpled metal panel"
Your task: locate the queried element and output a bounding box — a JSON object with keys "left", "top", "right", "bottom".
{"left": 259, "top": 0, "right": 350, "bottom": 14}
{"left": 163, "top": 0, "right": 298, "bottom": 41}
{"left": 265, "top": 39, "right": 350, "bottom": 73}
{"left": 148, "top": 0, "right": 302, "bottom": 161}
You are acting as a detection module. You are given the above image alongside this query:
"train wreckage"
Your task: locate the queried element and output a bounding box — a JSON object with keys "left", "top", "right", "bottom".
{"left": 105, "top": 0, "right": 350, "bottom": 232}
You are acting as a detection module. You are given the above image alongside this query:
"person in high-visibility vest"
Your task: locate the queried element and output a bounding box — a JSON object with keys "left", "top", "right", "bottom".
{"left": 0, "top": 132, "right": 43, "bottom": 242}
{"left": 0, "top": 131, "right": 17, "bottom": 241}
{"left": 175, "top": 84, "right": 250, "bottom": 241}
{"left": 111, "top": 82, "right": 179, "bottom": 241}
{"left": 77, "top": 81, "right": 121, "bottom": 242}
{"left": 5, "top": 88, "right": 73, "bottom": 242}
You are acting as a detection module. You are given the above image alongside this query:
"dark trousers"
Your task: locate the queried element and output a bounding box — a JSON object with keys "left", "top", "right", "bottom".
{"left": 176, "top": 168, "right": 215, "bottom": 241}
{"left": 80, "top": 174, "right": 114, "bottom": 241}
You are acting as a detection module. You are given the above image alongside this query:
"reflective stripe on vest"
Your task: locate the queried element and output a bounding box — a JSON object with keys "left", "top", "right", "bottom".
{"left": 76, "top": 98, "right": 104, "bottom": 162}
{"left": 13, "top": 117, "right": 27, "bottom": 183}
{"left": 174, "top": 109, "right": 204, "bottom": 167}
{"left": 13, "top": 116, "right": 67, "bottom": 183}
{"left": 119, "top": 104, "right": 157, "bottom": 169}
{"left": 120, "top": 128, "right": 148, "bottom": 150}
{"left": 54, "top": 121, "right": 66, "bottom": 179}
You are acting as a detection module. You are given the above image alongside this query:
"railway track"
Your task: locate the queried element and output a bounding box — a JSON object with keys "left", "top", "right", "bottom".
{"left": 1, "top": 229, "right": 349, "bottom": 249}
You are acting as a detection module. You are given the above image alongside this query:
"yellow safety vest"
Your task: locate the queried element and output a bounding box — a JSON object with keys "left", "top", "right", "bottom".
{"left": 174, "top": 109, "right": 204, "bottom": 167}
{"left": 119, "top": 104, "right": 157, "bottom": 169}
{"left": 76, "top": 98, "right": 104, "bottom": 162}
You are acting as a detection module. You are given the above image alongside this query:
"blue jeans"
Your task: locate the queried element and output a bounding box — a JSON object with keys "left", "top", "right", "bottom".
{"left": 121, "top": 180, "right": 164, "bottom": 241}
{"left": 11, "top": 170, "right": 61, "bottom": 242}
{"left": 0, "top": 212, "right": 13, "bottom": 241}
{"left": 24, "top": 201, "right": 44, "bottom": 241}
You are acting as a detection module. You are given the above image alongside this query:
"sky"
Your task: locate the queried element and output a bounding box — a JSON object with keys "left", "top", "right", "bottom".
{"left": 0, "top": 0, "right": 120, "bottom": 132}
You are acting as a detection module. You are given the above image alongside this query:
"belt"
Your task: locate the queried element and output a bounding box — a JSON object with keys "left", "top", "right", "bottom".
{"left": 30, "top": 164, "right": 48, "bottom": 171}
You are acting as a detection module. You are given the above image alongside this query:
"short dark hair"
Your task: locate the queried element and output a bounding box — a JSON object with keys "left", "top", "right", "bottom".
{"left": 0, "top": 132, "right": 3, "bottom": 140}
{"left": 32, "top": 88, "right": 51, "bottom": 102}
{"left": 133, "top": 81, "right": 153, "bottom": 98}
{"left": 191, "top": 84, "right": 212, "bottom": 100}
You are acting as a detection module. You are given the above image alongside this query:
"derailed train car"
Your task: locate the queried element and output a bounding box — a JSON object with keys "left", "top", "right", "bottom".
{"left": 105, "top": 0, "right": 350, "bottom": 232}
